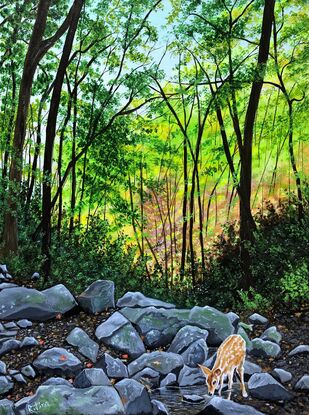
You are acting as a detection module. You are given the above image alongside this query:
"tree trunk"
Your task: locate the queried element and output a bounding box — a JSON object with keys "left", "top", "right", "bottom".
{"left": 287, "top": 101, "right": 303, "bottom": 221}
{"left": 2, "top": 0, "right": 52, "bottom": 255}
{"left": 2, "top": 0, "right": 82, "bottom": 255}
{"left": 180, "top": 135, "right": 188, "bottom": 278}
{"left": 69, "top": 89, "right": 78, "bottom": 234}
{"left": 239, "top": 0, "right": 275, "bottom": 289}
{"left": 42, "top": 0, "right": 83, "bottom": 277}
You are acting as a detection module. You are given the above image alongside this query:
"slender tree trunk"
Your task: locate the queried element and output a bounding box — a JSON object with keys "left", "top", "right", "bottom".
{"left": 196, "top": 166, "right": 205, "bottom": 274}
{"left": 2, "top": 62, "right": 16, "bottom": 183}
{"left": 180, "top": 136, "right": 188, "bottom": 278}
{"left": 139, "top": 157, "right": 145, "bottom": 256}
{"left": 239, "top": 0, "right": 275, "bottom": 289}
{"left": 166, "top": 178, "right": 174, "bottom": 285}
{"left": 287, "top": 101, "right": 303, "bottom": 220}
{"left": 69, "top": 89, "right": 78, "bottom": 234}
{"left": 78, "top": 150, "right": 87, "bottom": 226}
{"left": 2, "top": 0, "right": 52, "bottom": 255}
{"left": 27, "top": 84, "right": 53, "bottom": 206}
{"left": 42, "top": 0, "right": 83, "bottom": 277}
{"left": 188, "top": 161, "right": 196, "bottom": 285}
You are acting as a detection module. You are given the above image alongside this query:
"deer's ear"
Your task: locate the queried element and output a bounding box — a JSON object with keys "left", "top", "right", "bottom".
{"left": 214, "top": 368, "right": 222, "bottom": 377}
{"left": 198, "top": 365, "right": 211, "bottom": 377}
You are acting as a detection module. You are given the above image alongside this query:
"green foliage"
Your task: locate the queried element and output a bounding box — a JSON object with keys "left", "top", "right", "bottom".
{"left": 280, "top": 262, "right": 309, "bottom": 309}
{"left": 192, "top": 199, "right": 309, "bottom": 312}
{"left": 238, "top": 288, "right": 271, "bottom": 312}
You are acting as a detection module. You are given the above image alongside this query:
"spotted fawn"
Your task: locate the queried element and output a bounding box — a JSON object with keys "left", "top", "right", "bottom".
{"left": 199, "top": 334, "right": 248, "bottom": 399}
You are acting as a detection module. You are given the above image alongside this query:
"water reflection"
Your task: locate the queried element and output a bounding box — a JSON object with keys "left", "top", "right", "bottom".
{"left": 151, "top": 386, "right": 208, "bottom": 414}
{"left": 151, "top": 385, "right": 240, "bottom": 414}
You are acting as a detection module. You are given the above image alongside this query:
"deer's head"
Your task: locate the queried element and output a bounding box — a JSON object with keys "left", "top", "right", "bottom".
{"left": 199, "top": 365, "right": 222, "bottom": 396}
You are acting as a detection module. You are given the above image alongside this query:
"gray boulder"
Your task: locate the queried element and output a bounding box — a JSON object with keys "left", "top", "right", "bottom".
{"left": 226, "top": 312, "right": 240, "bottom": 331}
{"left": 42, "top": 378, "right": 73, "bottom": 387}
{"left": 0, "top": 376, "right": 13, "bottom": 395}
{"left": 41, "top": 284, "right": 77, "bottom": 315}
{"left": 178, "top": 365, "right": 205, "bottom": 387}
{"left": 160, "top": 373, "right": 177, "bottom": 388}
{"left": 0, "top": 362, "right": 6, "bottom": 376}
{"left": 0, "top": 399, "right": 15, "bottom": 415}
{"left": 168, "top": 325, "right": 208, "bottom": 354}
{"left": 115, "top": 379, "right": 153, "bottom": 415}
{"left": 132, "top": 368, "right": 160, "bottom": 389}
{"left": 3, "top": 323, "right": 17, "bottom": 330}
{"left": 12, "top": 373, "right": 27, "bottom": 384}
{"left": 0, "top": 339, "right": 21, "bottom": 357}
{"left": 0, "top": 265, "right": 8, "bottom": 274}
{"left": 0, "top": 283, "right": 18, "bottom": 290}
{"left": 248, "top": 313, "right": 268, "bottom": 326}
{"left": 151, "top": 399, "right": 170, "bottom": 415}
{"left": 66, "top": 327, "right": 99, "bottom": 362}
{"left": 17, "top": 320, "right": 32, "bottom": 329}
{"left": 294, "top": 375, "right": 309, "bottom": 391}
{"left": 74, "top": 368, "right": 111, "bottom": 388}
{"left": 31, "top": 272, "right": 40, "bottom": 281}
{"left": 96, "top": 353, "right": 128, "bottom": 379}
{"left": 0, "top": 285, "right": 77, "bottom": 321}
{"left": 237, "top": 327, "right": 252, "bottom": 351}
{"left": 14, "top": 385, "right": 125, "bottom": 415}
{"left": 78, "top": 280, "right": 115, "bottom": 313}
{"left": 238, "top": 322, "right": 253, "bottom": 332}
{"left": 203, "top": 352, "right": 217, "bottom": 369}
{"left": 260, "top": 326, "right": 282, "bottom": 344}
{"left": 33, "top": 347, "right": 83, "bottom": 377}
{"left": 288, "top": 344, "right": 309, "bottom": 356}
{"left": 117, "top": 291, "right": 175, "bottom": 309}
{"left": 271, "top": 368, "right": 292, "bottom": 384}
{"left": 250, "top": 338, "right": 281, "bottom": 358}
{"left": 20, "top": 337, "right": 39, "bottom": 348}
{"left": 122, "top": 307, "right": 190, "bottom": 349}
{"left": 189, "top": 306, "right": 234, "bottom": 346}
{"left": 181, "top": 339, "right": 208, "bottom": 367}
{"left": 243, "top": 360, "right": 262, "bottom": 381}
{"left": 197, "top": 396, "right": 265, "bottom": 414}
{"left": 183, "top": 394, "right": 205, "bottom": 403}
{"left": 128, "top": 352, "right": 184, "bottom": 377}
{"left": 248, "top": 373, "right": 294, "bottom": 401}
{"left": 21, "top": 365, "right": 36, "bottom": 379}
{"left": 95, "top": 312, "right": 145, "bottom": 359}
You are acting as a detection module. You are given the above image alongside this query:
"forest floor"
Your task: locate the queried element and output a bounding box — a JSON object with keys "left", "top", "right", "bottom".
{"left": 1, "top": 305, "right": 308, "bottom": 415}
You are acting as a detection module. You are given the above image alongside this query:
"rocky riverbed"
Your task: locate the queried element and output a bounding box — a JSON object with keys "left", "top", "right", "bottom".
{"left": 0, "top": 264, "right": 308, "bottom": 414}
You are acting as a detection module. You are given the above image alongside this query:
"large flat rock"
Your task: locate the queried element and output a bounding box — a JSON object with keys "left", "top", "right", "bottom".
{"left": 14, "top": 385, "right": 125, "bottom": 415}
{"left": 0, "top": 285, "right": 77, "bottom": 321}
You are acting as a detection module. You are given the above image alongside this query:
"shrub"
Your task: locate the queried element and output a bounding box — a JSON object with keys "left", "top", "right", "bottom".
{"left": 280, "top": 262, "right": 309, "bottom": 309}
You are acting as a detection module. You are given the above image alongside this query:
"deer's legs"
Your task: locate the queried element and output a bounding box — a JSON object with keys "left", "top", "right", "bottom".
{"left": 218, "top": 375, "right": 224, "bottom": 396}
{"left": 227, "top": 370, "right": 234, "bottom": 400}
{"left": 237, "top": 362, "right": 248, "bottom": 398}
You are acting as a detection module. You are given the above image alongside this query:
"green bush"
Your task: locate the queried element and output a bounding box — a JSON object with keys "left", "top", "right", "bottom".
{"left": 237, "top": 288, "right": 272, "bottom": 312}
{"left": 280, "top": 262, "right": 309, "bottom": 309}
